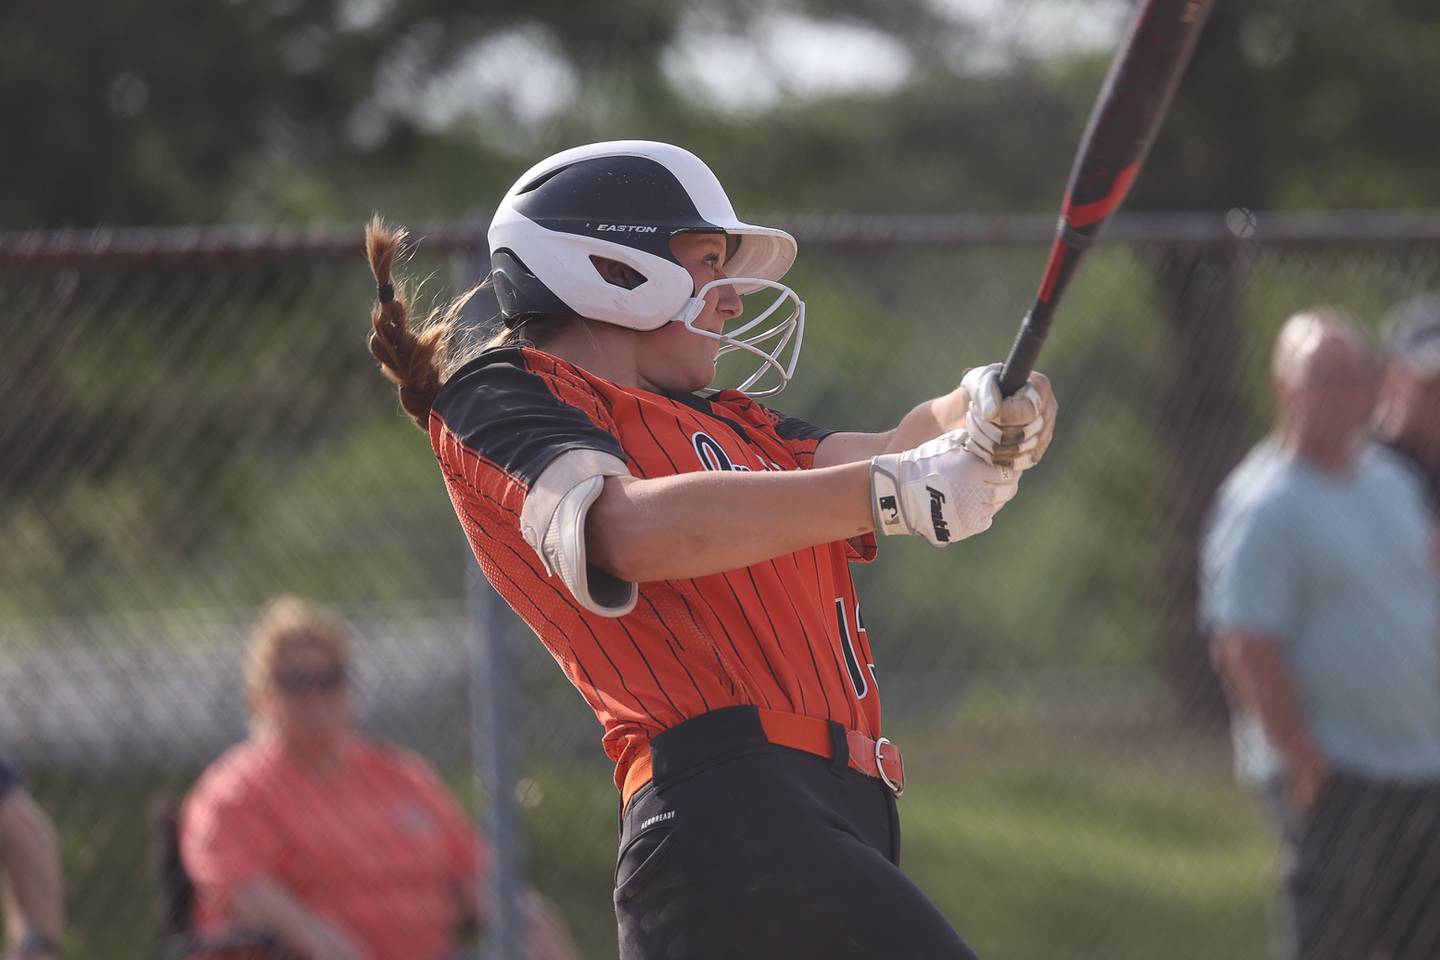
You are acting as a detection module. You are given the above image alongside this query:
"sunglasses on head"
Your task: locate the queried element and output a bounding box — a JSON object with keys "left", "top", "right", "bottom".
{"left": 272, "top": 665, "right": 347, "bottom": 694}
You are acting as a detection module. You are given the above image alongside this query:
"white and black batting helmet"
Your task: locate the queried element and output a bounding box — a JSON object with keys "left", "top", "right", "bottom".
{"left": 488, "top": 140, "right": 806, "bottom": 396}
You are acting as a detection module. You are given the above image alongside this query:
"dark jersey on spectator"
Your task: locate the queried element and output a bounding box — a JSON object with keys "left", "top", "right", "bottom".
{"left": 1387, "top": 439, "right": 1440, "bottom": 516}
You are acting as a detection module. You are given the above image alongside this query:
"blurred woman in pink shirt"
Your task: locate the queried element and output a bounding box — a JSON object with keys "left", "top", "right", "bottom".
{"left": 181, "top": 596, "right": 575, "bottom": 960}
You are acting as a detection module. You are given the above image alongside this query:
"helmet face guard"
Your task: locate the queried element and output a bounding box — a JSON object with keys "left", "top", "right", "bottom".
{"left": 487, "top": 140, "right": 806, "bottom": 397}
{"left": 676, "top": 278, "right": 805, "bottom": 399}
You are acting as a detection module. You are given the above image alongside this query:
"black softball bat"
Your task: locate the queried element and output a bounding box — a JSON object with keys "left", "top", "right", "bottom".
{"left": 999, "top": 0, "right": 1216, "bottom": 397}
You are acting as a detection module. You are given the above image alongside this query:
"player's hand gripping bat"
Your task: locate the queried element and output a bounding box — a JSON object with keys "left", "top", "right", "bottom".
{"left": 998, "top": 0, "right": 1216, "bottom": 397}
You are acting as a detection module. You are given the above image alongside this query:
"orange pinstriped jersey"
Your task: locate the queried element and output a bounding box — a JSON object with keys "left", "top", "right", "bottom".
{"left": 429, "top": 346, "right": 881, "bottom": 792}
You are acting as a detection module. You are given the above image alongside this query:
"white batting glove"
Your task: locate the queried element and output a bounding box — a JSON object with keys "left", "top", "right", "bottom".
{"left": 869, "top": 429, "right": 1019, "bottom": 548}
{"left": 959, "top": 363, "right": 1057, "bottom": 471}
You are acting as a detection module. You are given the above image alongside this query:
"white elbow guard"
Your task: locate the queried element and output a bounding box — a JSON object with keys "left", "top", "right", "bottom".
{"left": 519, "top": 450, "right": 637, "bottom": 617}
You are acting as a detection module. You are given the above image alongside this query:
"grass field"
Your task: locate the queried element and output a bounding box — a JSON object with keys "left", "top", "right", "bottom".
{"left": 902, "top": 756, "right": 1273, "bottom": 959}
{"left": 28, "top": 724, "right": 1275, "bottom": 960}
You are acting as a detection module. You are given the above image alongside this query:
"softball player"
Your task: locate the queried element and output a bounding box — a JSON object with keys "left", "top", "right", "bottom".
{"left": 367, "top": 140, "right": 1057, "bottom": 959}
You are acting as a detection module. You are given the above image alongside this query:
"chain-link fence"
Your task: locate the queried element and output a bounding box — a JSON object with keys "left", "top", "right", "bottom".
{"left": 3, "top": 210, "right": 1439, "bottom": 960}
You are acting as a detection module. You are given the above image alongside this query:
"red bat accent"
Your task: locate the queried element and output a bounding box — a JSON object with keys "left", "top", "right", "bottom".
{"left": 1036, "top": 239, "right": 1067, "bottom": 304}
{"left": 1064, "top": 161, "right": 1142, "bottom": 228}
{"left": 998, "top": 0, "right": 1215, "bottom": 398}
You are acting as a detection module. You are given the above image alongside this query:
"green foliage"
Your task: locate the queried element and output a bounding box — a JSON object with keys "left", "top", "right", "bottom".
{"left": 5, "top": 0, "right": 948, "bottom": 228}
{"left": 1140, "top": 1, "right": 1440, "bottom": 211}
{"left": 11, "top": 0, "right": 1440, "bottom": 233}
{"left": 820, "top": 246, "right": 1170, "bottom": 673}
{"left": 0, "top": 252, "right": 466, "bottom": 618}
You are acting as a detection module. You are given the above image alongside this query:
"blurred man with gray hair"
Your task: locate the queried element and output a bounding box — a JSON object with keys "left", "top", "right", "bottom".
{"left": 1201, "top": 306, "right": 1440, "bottom": 960}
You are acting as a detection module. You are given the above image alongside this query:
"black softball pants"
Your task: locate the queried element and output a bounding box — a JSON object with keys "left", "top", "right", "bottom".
{"left": 614, "top": 705, "right": 981, "bottom": 960}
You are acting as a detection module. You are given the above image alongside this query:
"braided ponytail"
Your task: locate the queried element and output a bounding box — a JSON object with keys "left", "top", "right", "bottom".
{"left": 366, "top": 216, "right": 453, "bottom": 430}
{"left": 367, "top": 215, "right": 579, "bottom": 428}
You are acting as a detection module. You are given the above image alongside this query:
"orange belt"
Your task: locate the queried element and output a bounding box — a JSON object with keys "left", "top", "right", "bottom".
{"left": 622, "top": 708, "right": 906, "bottom": 808}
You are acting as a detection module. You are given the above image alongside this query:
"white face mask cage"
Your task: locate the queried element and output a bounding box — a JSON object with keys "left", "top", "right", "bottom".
{"left": 674, "top": 277, "right": 806, "bottom": 399}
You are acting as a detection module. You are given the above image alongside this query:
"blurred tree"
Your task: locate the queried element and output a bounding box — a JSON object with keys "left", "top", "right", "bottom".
{"left": 1, "top": 0, "right": 950, "bottom": 228}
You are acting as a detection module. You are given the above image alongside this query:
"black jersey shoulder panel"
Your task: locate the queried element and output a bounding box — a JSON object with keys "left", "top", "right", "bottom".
{"left": 433, "top": 348, "right": 626, "bottom": 488}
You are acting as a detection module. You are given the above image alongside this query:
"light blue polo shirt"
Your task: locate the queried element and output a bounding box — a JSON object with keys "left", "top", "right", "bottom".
{"left": 1201, "top": 439, "right": 1440, "bottom": 786}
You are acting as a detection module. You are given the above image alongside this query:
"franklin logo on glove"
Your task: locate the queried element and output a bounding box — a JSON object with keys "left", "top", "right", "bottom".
{"left": 927, "top": 487, "right": 950, "bottom": 542}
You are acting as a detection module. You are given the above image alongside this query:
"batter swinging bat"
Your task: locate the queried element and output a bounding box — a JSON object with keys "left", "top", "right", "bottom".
{"left": 998, "top": 0, "right": 1216, "bottom": 397}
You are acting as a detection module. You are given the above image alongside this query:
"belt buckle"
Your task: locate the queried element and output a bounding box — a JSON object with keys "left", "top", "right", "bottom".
{"left": 874, "top": 736, "right": 905, "bottom": 798}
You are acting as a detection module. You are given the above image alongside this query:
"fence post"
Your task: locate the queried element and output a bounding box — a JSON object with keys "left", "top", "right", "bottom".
{"left": 455, "top": 242, "right": 523, "bottom": 960}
